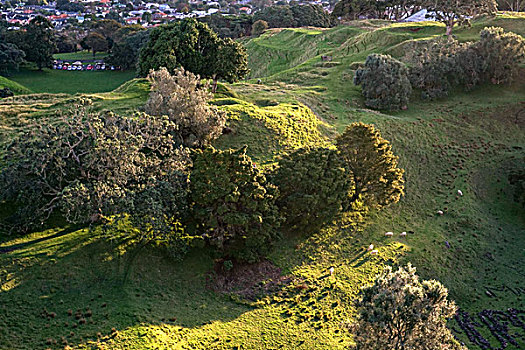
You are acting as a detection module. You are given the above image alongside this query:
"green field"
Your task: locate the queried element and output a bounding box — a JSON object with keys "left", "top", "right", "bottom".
{"left": 1, "top": 14, "right": 525, "bottom": 350}
{"left": 53, "top": 50, "right": 108, "bottom": 61}
{"left": 9, "top": 67, "right": 137, "bottom": 94}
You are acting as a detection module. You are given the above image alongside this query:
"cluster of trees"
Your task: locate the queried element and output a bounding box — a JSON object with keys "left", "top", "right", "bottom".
{"left": 138, "top": 18, "right": 248, "bottom": 92}
{"left": 2, "top": 16, "right": 56, "bottom": 70}
{"left": 199, "top": 14, "right": 253, "bottom": 39}
{"left": 353, "top": 264, "right": 466, "bottom": 350}
{"left": 0, "top": 67, "right": 404, "bottom": 263}
{"left": 253, "top": 4, "right": 332, "bottom": 29}
{"left": 332, "top": 0, "right": 423, "bottom": 21}
{"left": 354, "top": 27, "right": 525, "bottom": 110}
{"left": 332, "top": 0, "right": 497, "bottom": 36}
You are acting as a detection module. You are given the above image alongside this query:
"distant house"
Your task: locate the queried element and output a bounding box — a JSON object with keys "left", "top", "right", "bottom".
{"left": 239, "top": 6, "right": 251, "bottom": 14}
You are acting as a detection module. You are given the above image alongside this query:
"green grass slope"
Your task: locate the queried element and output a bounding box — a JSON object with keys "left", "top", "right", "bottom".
{"left": 1, "top": 15, "right": 525, "bottom": 350}
{"left": 9, "top": 67, "right": 136, "bottom": 94}
{"left": 0, "top": 75, "right": 32, "bottom": 95}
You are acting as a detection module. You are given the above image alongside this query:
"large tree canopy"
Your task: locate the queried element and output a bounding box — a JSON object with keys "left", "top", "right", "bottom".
{"left": 24, "top": 16, "right": 56, "bottom": 70}
{"left": 138, "top": 18, "right": 248, "bottom": 89}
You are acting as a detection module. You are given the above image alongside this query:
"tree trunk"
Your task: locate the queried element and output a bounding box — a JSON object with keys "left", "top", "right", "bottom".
{"left": 212, "top": 75, "right": 218, "bottom": 93}
{"left": 446, "top": 20, "right": 454, "bottom": 37}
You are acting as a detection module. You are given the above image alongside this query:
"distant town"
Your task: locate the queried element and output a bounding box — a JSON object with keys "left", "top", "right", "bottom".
{"left": 1, "top": 0, "right": 333, "bottom": 30}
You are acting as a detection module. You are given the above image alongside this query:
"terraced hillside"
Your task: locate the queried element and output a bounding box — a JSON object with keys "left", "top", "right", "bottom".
{"left": 1, "top": 14, "right": 524, "bottom": 350}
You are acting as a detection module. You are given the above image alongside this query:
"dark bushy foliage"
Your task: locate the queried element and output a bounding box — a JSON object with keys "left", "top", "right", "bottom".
{"left": 272, "top": 147, "right": 350, "bottom": 234}
{"left": 354, "top": 54, "right": 412, "bottom": 110}
{"left": 336, "top": 122, "right": 404, "bottom": 209}
{"left": 476, "top": 26, "right": 525, "bottom": 85}
{"left": 190, "top": 147, "right": 281, "bottom": 262}
{"left": 407, "top": 27, "right": 525, "bottom": 99}
{"left": 0, "top": 109, "right": 189, "bottom": 233}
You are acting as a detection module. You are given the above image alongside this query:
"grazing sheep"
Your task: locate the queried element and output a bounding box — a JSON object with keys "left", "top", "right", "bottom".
{"left": 370, "top": 250, "right": 379, "bottom": 255}
{"left": 457, "top": 190, "right": 463, "bottom": 196}
{"left": 400, "top": 231, "right": 407, "bottom": 237}
{"left": 329, "top": 267, "right": 335, "bottom": 275}
{"left": 367, "top": 244, "right": 374, "bottom": 251}
{"left": 385, "top": 231, "right": 394, "bottom": 237}
{"left": 437, "top": 210, "right": 444, "bottom": 216}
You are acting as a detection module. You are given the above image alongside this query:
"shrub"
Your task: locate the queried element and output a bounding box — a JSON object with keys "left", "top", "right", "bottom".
{"left": 0, "top": 109, "right": 190, "bottom": 233}
{"left": 190, "top": 146, "right": 281, "bottom": 262}
{"left": 354, "top": 54, "right": 412, "bottom": 110}
{"left": 145, "top": 67, "right": 226, "bottom": 148}
{"left": 475, "top": 26, "right": 525, "bottom": 85}
{"left": 353, "top": 264, "right": 466, "bottom": 350}
{"left": 252, "top": 20, "right": 268, "bottom": 36}
{"left": 271, "top": 147, "right": 350, "bottom": 234}
{"left": 336, "top": 122, "right": 404, "bottom": 209}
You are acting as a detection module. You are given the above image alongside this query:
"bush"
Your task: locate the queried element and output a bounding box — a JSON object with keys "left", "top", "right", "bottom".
{"left": 354, "top": 264, "right": 466, "bottom": 350}
{"left": 190, "top": 146, "right": 281, "bottom": 262}
{"left": 354, "top": 54, "right": 412, "bottom": 110}
{"left": 145, "top": 67, "right": 226, "bottom": 148}
{"left": 475, "top": 26, "right": 525, "bottom": 85}
{"left": 336, "top": 122, "right": 404, "bottom": 209}
{"left": 0, "top": 109, "right": 190, "bottom": 233}
{"left": 271, "top": 147, "right": 350, "bottom": 234}
{"left": 252, "top": 20, "right": 268, "bottom": 36}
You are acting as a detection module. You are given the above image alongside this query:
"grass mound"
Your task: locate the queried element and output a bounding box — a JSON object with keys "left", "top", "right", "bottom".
{"left": 214, "top": 98, "right": 330, "bottom": 162}
{"left": 0, "top": 76, "right": 32, "bottom": 95}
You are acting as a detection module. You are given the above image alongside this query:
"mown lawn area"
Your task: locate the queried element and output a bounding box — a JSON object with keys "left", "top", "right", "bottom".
{"left": 53, "top": 50, "right": 108, "bottom": 61}
{"left": 9, "top": 67, "right": 136, "bottom": 94}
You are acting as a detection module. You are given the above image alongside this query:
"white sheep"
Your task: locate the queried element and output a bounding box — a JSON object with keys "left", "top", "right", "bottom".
{"left": 329, "top": 267, "right": 335, "bottom": 276}
{"left": 400, "top": 231, "right": 407, "bottom": 237}
{"left": 385, "top": 231, "right": 394, "bottom": 237}
{"left": 370, "top": 249, "right": 379, "bottom": 255}
{"left": 457, "top": 190, "right": 463, "bottom": 196}
{"left": 367, "top": 244, "right": 374, "bottom": 251}
{"left": 437, "top": 210, "right": 444, "bottom": 216}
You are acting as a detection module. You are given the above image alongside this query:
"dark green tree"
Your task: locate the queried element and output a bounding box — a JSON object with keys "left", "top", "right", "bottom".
{"left": 83, "top": 32, "right": 108, "bottom": 57}
{"left": 336, "top": 122, "right": 404, "bottom": 209}
{"left": 24, "top": 16, "right": 56, "bottom": 70}
{"left": 475, "top": 26, "right": 525, "bottom": 85}
{"left": 354, "top": 53, "right": 412, "bottom": 110}
{"left": 272, "top": 147, "right": 350, "bottom": 234}
{"left": 354, "top": 264, "right": 466, "bottom": 350}
{"left": 107, "top": 29, "right": 149, "bottom": 70}
{"left": 0, "top": 40, "right": 25, "bottom": 75}
{"left": 190, "top": 146, "right": 281, "bottom": 262}
{"left": 0, "top": 109, "right": 190, "bottom": 233}
{"left": 138, "top": 19, "right": 248, "bottom": 88}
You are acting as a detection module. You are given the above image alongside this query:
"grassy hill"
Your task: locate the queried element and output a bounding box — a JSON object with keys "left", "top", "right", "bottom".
{"left": 1, "top": 14, "right": 525, "bottom": 349}
{"left": 0, "top": 75, "right": 32, "bottom": 95}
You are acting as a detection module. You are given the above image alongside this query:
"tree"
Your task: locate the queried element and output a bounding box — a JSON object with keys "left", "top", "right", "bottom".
{"left": 107, "top": 29, "right": 149, "bottom": 70}
{"left": 253, "top": 5, "right": 296, "bottom": 28}
{"left": 138, "top": 19, "right": 248, "bottom": 88}
{"left": 212, "top": 38, "right": 249, "bottom": 92}
{"left": 271, "top": 147, "right": 351, "bottom": 234}
{"left": 353, "top": 264, "right": 466, "bottom": 350}
{"left": 190, "top": 146, "right": 281, "bottom": 263}
{"left": 354, "top": 54, "right": 412, "bottom": 110}
{"left": 423, "top": 0, "right": 497, "bottom": 37}
{"left": 0, "top": 109, "right": 190, "bottom": 233}
{"left": 24, "top": 16, "right": 56, "bottom": 70}
{"left": 475, "top": 26, "right": 525, "bottom": 85}
{"left": 56, "top": 0, "right": 85, "bottom": 12}
{"left": 336, "top": 122, "right": 404, "bottom": 209}
{"left": 145, "top": 67, "right": 226, "bottom": 148}
{"left": 91, "top": 19, "right": 122, "bottom": 48}
{"left": 0, "top": 40, "right": 25, "bottom": 75}
{"left": 55, "top": 32, "right": 78, "bottom": 53}
{"left": 252, "top": 19, "right": 268, "bottom": 36}
{"left": 83, "top": 32, "right": 108, "bottom": 57}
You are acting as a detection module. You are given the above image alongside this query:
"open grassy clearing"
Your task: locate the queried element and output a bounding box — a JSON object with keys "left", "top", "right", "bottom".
{"left": 9, "top": 67, "right": 136, "bottom": 94}
{"left": 1, "top": 15, "right": 524, "bottom": 349}
{"left": 53, "top": 51, "right": 108, "bottom": 61}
